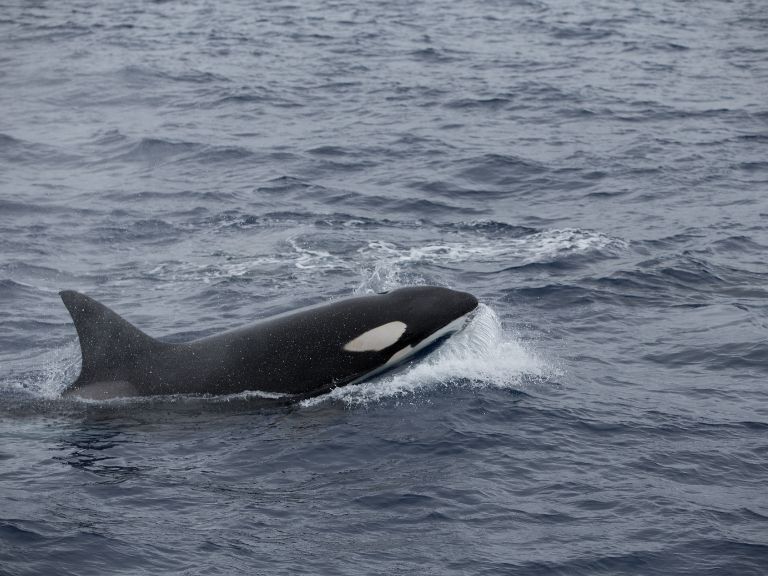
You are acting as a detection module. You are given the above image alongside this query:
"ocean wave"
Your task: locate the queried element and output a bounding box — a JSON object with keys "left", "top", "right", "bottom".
{"left": 0, "top": 132, "right": 80, "bottom": 165}
{"left": 356, "top": 228, "right": 626, "bottom": 284}
{"left": 644, "top": 341, "right": 768, "bottom": 374}
{"left": 90, "top": 134, "right": 259, "bottom": 169}
{"left": 130, "top": 227, "right": 625, "bottom": 288}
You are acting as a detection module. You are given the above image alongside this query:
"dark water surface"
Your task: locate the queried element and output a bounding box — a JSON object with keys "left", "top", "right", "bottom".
{"left": 1, "top": 0, "right": 767, "bottom": 574}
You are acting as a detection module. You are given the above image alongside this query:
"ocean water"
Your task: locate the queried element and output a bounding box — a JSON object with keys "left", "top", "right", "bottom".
{"left": 1, "top": 0, "right": 767, "bottom": 574}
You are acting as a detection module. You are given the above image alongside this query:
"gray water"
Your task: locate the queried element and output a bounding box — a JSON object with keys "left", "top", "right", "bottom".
{"left": 1, "top": 1, "right": 767, "bottom": 574}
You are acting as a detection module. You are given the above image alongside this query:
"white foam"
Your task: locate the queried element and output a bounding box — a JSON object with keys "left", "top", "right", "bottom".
{"left": 288, "top": 238, "right": 346, "bottom": 270}
{"left": 3, "top": 340, "right": 82, "bottom": 399}
{"left": 139, "top": 228, "right": 624, "bottom": 286}
{"left": 354, "top": 228, "right": 625, "bottom": 293}
{"left": 300, "top": 304, "right": 555, "bottom": 408}
{"left": 358, "top": 228, "right": 624, "bottom": 267}
{"left": 146, "top": 256, "right": 285, "bottom": 284}
{"left": 210, "top": 389, "right": 289, "bottom": 402}
{"left": 67, "top": 388, "right": 290, "bottom": 406}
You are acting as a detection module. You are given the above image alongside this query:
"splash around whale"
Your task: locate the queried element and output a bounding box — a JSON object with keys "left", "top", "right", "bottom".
{"left": 59, "top": 286, "right": 479, "bottom": 400}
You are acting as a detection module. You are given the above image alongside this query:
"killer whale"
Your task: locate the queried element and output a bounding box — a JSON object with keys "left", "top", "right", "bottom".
{"left": 59, "top": 286, "right": 479, "bottom": 400}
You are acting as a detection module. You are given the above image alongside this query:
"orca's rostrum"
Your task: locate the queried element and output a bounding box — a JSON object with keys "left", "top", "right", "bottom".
{"left": 59, "top": 286, "right": 479, "bottom": 400}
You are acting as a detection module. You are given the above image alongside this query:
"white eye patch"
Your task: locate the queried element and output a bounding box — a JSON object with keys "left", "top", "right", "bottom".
{"left": 343, "top": 321, "right": 407, "bottom": 352}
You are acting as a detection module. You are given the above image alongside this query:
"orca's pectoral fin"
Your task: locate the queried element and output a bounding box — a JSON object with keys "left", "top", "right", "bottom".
{"left": 60, "top": 290, "right": 158, "bottom": 392}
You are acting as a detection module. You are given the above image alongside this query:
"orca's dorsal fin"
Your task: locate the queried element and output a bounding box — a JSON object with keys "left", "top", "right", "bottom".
{"left": 60, "top": 290, "right": 158, "bottom": 387}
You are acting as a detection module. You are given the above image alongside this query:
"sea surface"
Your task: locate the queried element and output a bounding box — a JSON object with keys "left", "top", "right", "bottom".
{"left": 1, "top": 0, "right": 767, "bottom": 574}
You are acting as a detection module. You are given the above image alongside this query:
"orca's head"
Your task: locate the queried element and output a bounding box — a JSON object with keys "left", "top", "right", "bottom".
{"left": 342, "top": 286, "right": 478, "bottom": 361}
{"left": 384, "top": 285, "right": 478, "bottom": 340}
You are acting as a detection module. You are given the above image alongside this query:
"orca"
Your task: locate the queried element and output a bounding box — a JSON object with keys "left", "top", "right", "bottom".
{"left": 59, "top": 286, "right": 479, "bottom": 400}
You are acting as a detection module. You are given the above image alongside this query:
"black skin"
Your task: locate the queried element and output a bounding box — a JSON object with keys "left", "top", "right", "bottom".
{"left": 60, "top": 286, "right": 479, "bottom": 399}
